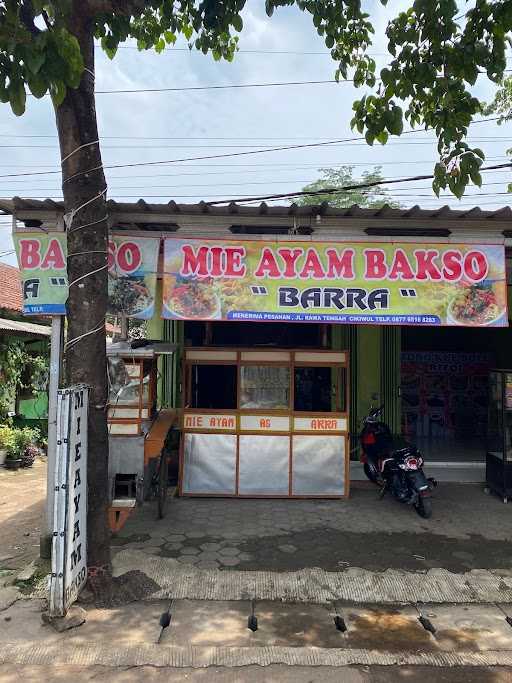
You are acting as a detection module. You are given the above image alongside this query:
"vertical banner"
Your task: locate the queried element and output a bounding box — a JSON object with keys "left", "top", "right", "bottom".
{"left": 49, "top": 385, "right": 89, "bottom": 618}
{"left": 107, "top": 235, "right": 160, "bottom": 320}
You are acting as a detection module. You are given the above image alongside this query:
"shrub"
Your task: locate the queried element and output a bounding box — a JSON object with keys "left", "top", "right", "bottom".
{"left": 5, "top": 427, "right": 40, "bottom": 461}
{"left": 21, "top": 444, "right": 40, "bottom": 468}
{"left": 0, "top": 424, "right": 14, "bottom": 451}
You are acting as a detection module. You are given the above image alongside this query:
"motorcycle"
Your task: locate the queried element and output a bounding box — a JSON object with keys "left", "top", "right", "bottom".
{"left": 359, "top": 405, "right": 436, "bottom": 518}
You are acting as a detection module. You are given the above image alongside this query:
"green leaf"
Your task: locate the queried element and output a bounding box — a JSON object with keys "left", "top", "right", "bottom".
{"left": 380, "top": 68, "right": 391, "bottom": 85}
{"left": 25, "top": 51, "right": 45, "bottom": 75}
{"left": 50, "top": 80, "right": 67, "bottom": 108}
{"left": 27, "top": 73, "right": 47, "bottom": 99}
{"left": 365, "top": 131, "right": 375, "bottom": 145}
{"left": 469, "top": 169, "right": 482, "bottom": 186}
{"left": 0, "top": 81, "right": 9, "bottom": 104}
{"left": 232, "top": 15, "right": 243, "bottom": 32}
{"left": 155, "top": 37, "right": 166, "bottom": 54}
{"left": 101, "top": 36, "right": 118, "bottom": 60}
{"left": 9, "top": 82, "right": 26, "bottom": 116}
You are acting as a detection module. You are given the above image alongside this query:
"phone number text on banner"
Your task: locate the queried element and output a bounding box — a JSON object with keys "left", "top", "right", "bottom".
{"left": 162, "top": 238, "right": 508, "bottom": 327}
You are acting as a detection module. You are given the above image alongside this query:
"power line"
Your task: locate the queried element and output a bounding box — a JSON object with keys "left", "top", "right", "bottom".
{"left": 95, "top": 79, "right": 342, "bottom": 94}
{"left": 100, "top": 44, "right": 512, "bottom": 61}
{"left": 5, "top": 177, "right": 510, "bottom": 194}
{"left": 204, "top": 162, "right": 512, "bottom": 205}
{"left": 0, "top": 117, "right": 503, "bottom": 181}
{"left": 1, "top": 133, "right": 511, "bottom": 142}
{"left": 24, "top": 69, "right": 512, "bottom": 97}
{"left": 0, "top": 134, "right": 388, "bottom": 179}
{"left": 0, "top": 161, "right": 509, "bottom": 180}
{"left": 100, "top": 45, "right": 386, "bottom": 56}
{"left": 88, "top": 70, "right": 512, "bottom": 95}
{"left": 1, "top": 137, "right": 511, "bottom": 150}
{"left": 1, "top": 157, "right": 509, "bottom": 180}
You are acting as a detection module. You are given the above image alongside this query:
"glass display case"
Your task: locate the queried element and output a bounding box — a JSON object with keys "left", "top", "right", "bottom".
{"left": 107, "top": 356, "right": 156, "bottom": 435}
{"left": 486, "top": 369, "right": 512, "bottom": 503}
{"left": 181, "top": 347, "right": 350, "bottom": 498}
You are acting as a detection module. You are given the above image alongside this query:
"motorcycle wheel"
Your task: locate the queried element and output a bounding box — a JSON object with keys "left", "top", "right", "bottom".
{"left": 364, "top": 462, "right": 380, "bottom": 485}
{"left": 414, "top": 495, "right": 432, "bottom": 519}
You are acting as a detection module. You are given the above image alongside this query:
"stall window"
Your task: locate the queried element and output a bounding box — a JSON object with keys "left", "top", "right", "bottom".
{"left": 240, "top": 365, "right": 290, "bottom": 409}
{"left": 190, "top": 364, "right": 237, "bottom": 409}
{"left": 108, "top": 358, "right": 154, "bottom": 408}
{"left": 294, "top": 366, "right": 346, "bottom": 412}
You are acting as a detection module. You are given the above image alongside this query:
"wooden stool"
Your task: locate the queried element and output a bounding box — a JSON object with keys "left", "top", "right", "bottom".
{"left": 109, "top": 499, "right": 136, "bottom": 533}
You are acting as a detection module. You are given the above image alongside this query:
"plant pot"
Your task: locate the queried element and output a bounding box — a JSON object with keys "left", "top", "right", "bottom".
{"left": 0, "top": 449, "right": 6, "bottom": 467}
{"left": 5, "top": 458, "right": 21, "bottom": 471}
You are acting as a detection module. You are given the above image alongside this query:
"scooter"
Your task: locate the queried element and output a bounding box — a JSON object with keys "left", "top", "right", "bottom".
{"left": 360, "top": 405, "right": 436, "bottom": 518}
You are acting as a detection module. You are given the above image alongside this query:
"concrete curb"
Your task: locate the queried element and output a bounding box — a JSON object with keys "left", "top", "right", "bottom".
{"left": 1, "top": 642, "right": 512, "bottom": 668}
{"left": 113, "top": 550, "right": 512, "bottom": 604}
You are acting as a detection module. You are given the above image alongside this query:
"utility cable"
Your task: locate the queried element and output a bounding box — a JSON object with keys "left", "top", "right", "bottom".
{"left": 205, "top": 162, "right": 512, "bottom": 205}
{"left": 0, "top": 117, "right": 503, "bottom": 181}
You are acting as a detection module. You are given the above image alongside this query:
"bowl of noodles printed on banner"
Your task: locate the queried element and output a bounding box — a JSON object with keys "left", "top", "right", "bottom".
{"left": 164, "top": 277, "right": 222, "bottom": 320}
{"left": 446, "top": 281, "right": 507, "bottom": 327}
{"left": 108, "top": 277, "right": 155, "bottom": 318}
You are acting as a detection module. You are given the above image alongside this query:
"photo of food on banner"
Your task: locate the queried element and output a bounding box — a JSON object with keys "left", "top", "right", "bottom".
{"left": 107, "top": 237, "right": 159, "bottom": 321}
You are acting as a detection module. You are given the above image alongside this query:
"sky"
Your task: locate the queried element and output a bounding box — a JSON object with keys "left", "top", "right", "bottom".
{"left": 0, "top": 1, "right": 511, "bottom": 264}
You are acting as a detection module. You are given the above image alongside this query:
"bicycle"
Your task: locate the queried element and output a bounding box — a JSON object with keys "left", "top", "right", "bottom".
{"left": 149, "top": 448, "right": 169, "bottom": 520}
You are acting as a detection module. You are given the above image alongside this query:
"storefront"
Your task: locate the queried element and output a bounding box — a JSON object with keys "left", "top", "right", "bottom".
{"left": 3, "top": 198, "right": 511, "bottom": 495}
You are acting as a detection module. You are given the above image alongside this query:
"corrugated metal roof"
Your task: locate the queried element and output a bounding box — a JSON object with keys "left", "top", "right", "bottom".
{"left": 1, "top": 197, "right": 512, "bottom": 222}
{"left": 0, "top": 316, "right": 51, "bottom": 337}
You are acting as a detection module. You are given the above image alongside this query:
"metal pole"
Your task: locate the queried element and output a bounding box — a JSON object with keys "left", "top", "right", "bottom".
{"left": 40, "top": 315, "right": 62, "bottom": 559}
{"left": 120, "top": 313, "right": 128, "bottom": 341}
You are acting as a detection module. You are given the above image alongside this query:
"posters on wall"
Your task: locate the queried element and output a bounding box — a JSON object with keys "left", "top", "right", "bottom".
{"left": 13, "top": 233, "right": 159, "bottom": 319}
{"left": 400, "top": 351, "right": 492, "bottom": 440}
{"left": 162, "top": 237, "right": 508, "bottom": 327}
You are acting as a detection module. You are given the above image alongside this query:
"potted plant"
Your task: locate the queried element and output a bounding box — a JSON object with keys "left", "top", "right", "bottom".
{"left": 4, "top": 435, "right": 22, "bottom": 470}
{"left": 5, "top": 427, "right": 38, "bottom": 471}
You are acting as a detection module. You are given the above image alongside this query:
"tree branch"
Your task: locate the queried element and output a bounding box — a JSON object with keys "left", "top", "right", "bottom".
{"left": 41, "top": 9, "right": 53, "bottom": 30}
{"left": 83, "top": 0, "right": 148, "bottom": 16}
{"left": 19, "top": 0, "right": 41, "bottom": 36}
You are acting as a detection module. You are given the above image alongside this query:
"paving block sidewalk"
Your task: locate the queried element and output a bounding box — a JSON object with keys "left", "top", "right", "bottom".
{"left": 112, "top": 483, "right": 512, "bottom": 573}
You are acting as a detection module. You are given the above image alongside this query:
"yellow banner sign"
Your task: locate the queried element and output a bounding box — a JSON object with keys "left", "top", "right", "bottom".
{"left": 162, "top": 237, "right": 508, "bottom": 327}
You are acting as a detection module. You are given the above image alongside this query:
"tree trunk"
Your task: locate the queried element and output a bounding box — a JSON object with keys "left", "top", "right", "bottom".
{"left": 55, "top": 9, "right": 111, "bottom": 597}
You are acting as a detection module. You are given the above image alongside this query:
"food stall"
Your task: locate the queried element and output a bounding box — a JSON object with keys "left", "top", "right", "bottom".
{"left": 180, "top": 347, "right": 349, "bottom": 498}
{"left": 107, "top": 340, "right": 178, "bottom": 530}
